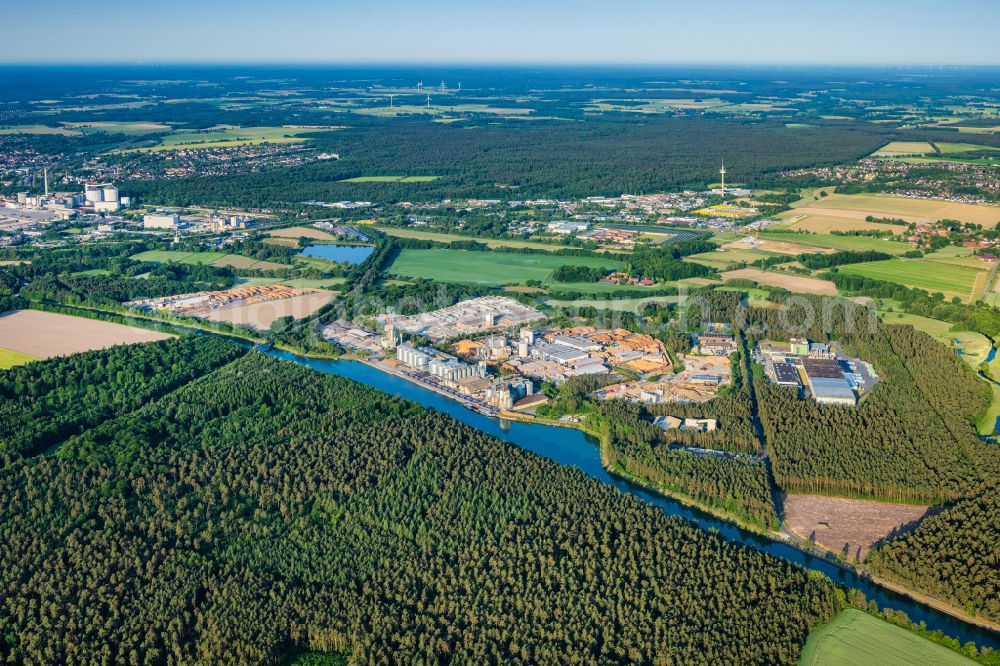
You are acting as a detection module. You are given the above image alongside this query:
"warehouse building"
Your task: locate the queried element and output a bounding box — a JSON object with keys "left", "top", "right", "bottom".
{"left": 802, "top": 357, "right": 856, "bottom": 405}
{"left": 772, "top": 362, "right": 802, "bottom": 387}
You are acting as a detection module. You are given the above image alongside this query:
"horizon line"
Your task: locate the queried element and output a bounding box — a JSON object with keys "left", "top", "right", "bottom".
{"left": 2, "top": 60, "right": 1000, "bottom": 69}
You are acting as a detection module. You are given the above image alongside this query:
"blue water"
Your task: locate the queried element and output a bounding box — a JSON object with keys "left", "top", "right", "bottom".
{"left": 300, "top": 244, "right": 374, "bottom": 264}
{"left": 988, "top": 346, "right": 997, "bottom": 364}
{"left": 267, "top": 350, "right": 999, "bottom": 649}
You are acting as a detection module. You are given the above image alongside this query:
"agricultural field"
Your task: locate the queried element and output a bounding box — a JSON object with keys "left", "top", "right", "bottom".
{"left": 131, "top": 250, "right": 290, "bottom": 270}
{"left": 62, "top": 121, "right": 172, "bottom": 135}
{"left": 267, "top": 226, "right": 338, "bottom": 241}
{"left": 375, "top": 226, "right": 574, "bottom": 251}
{"left": 838, "top": 258, "right": 987, "bottom": 303}
{"left": 720, "top": 268, "right": 838, "bottom": 295}
{"left": 387, "top": 248, "right": 619, "bottom": 285}
{"left": 757, "top": 231, "right": 912, "bottom": 255}
{"left": 796, "top": 193, "right": 1000, "bottom": 227}
{"left": 783, "top": 494, "right": 933, "bottom": 562}
{"left": 778, "top": 211, "right": 908, "bottom": 235}
{"left": 935, "top": 141, "right": 1000, "bottom": 155}
{"left": 339, "top": 175, "right": 440, "bottom": 183}
{"left": 0, "top": 124, "right": 81, "bottom": 136}
{"left": 798, "top": 609, "right": 975, "bottom": 666}
{"left": 130, "top": 125, "right": 324, "bottom": 152}
{"left": 870, "top": 141, "right": 935, "bottom": 157}
{"left": 232, "top": 276, "right": 347, "bottom": 289}
{"left": 545, "top": 295, "right": 681, "bottom": 311}
{"left": 354, "top": 104, "right": 533, "bottom": 118}
{"left": 722, "top": 237, "right": 835, "bottom": 256}
{"left": 0, "top": 347, "right": 38, "bottom": 370}
{"left": 879, "top": 311, "right": 993, "bottom": 364}
{"left": 685, "top": 248, "right": 782, "bottom": 270}
{"left": 0, "top": 310, "right": 172, "bottom": 359}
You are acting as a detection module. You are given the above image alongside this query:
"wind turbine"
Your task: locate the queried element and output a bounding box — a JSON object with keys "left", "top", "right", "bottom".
{"left": 387, "top": 94, "right": 395, "bottom": 108}
{"left": 439, "top": 80, "right": 446, "bottom": 92}
{"left": 416, "top": 81, "right": 423, "bottom": 92}
{"left": 426, "top": 94, "right": 431, "bottom": 109}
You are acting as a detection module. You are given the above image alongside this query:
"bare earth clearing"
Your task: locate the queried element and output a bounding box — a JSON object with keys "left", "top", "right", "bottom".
{"left": 267, "top": 226, "right": 337, "bottom": 241}
{"left": 201, "top": 290, "right": 334, "bottom": 330}
{"left": 0, "top": 310, "right": 172, "bottom": 358}
{"left": 783, "top": 494, "right": 935, "bottom": 562}
{"left": 722, "top": 268, "right": 838, "bottom": 295}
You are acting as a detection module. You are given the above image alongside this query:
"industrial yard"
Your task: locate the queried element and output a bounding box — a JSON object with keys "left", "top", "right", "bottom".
{"left": 127, "top": 284, "right": 334, "bottom": 330}
{"left": 376, "top": 296, "right": 545, "bottom": 342}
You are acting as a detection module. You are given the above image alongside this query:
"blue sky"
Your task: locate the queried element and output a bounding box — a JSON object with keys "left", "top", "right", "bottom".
{"left": 2, "top": 0, "right": 999, "bottom": 65}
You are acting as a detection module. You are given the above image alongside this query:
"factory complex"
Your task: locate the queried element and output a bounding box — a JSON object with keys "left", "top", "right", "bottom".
{"left": 755, "top": 338, "right": 878, "bottom": 406}
{"left": 376, "top": 296, "right": 545, "bottom": 342}
{"left": 594, "top": 353, "right": 732, "bottom": 405}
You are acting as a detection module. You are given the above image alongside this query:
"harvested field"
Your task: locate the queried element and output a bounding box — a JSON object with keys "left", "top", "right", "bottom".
{"left": 783, "top": 494, "right": 934, "bottom": 562}
{"left": 757, "top": 231, "right": 911, "bottom": 254}
{"left": 870, "top": 141, "right": 935, "bottom": 157}
{"left": 721, "top": 237, "right": 835, "bottom": 255}
{"left": 267, "top": 226, "right": 337, "bottom": 241}
{"left": 0, "top": 310, "right": 172, "bottom": 359}
{"left": 201, "top": 290, "right": 334, "bottom": 330}
{"left": 801, "top": 193, "right": 1000, "bottom": 227}
{"left": 721, "top": 269, "right": 838, "bottom": 295}
{"left": 780, "top": 212, "right": 908, "bottom": 235}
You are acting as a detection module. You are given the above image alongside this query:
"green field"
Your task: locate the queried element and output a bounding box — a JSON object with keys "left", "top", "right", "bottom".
{"left": 545, "top": 294, "right": 681, "bottom": 310}
{"left": 340, "top": 175, "right": 440, "bottom": 183}
{"left": 132, "top": 250, "right": 227, "bottom": 265}
{"left": 233, "top": 276, "right": 347, "bottom": 289}
{"left": 129, "top": 125, "right": 325, "bottom": 152}
{"left": 757, "top": 232, "right": 913, "bottom": 255}
{"left": 798, "top": 609, "right": 975, "bottom": 666}
{"left": 839, "top": 258, "right": 986, "bottom": 302}
{"left": 0, "top": 347, "right": 38, "bottom": 370}
{"left": 131, "top": 250, "right": 290, "bottom": 271}
{"left": 388, "top": 249, "right": 619, "bottom": 285}
{"left": 375, "top": 226, "right": 575, "bottom": 251}
{"left": 935, "top": 142, "right": 1000, "bottom": 155}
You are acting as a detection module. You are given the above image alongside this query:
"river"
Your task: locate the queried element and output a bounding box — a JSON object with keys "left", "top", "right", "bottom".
{"left": 268, "top": 349, "right": 999, "bottom": 649}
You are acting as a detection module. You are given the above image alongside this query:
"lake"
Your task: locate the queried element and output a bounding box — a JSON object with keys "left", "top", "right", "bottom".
{"left": 300, "top": 244, "right": 374, "bottom": 264}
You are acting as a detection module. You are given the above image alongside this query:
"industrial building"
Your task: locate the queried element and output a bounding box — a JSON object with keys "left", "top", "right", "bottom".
{"left": 801, "top": 357, "right": 857, "bottom": 406}
{"left": 772, "top": 362, "right": 802, "bottom": 387}
{"left": 396, "top": 343, "right": 485, "bottom": 383}
{"left": 85, "top": 183, "right": 123, "bottom": 212}
{"left": 144, "top": 213, "right": 181, "bottom": 230}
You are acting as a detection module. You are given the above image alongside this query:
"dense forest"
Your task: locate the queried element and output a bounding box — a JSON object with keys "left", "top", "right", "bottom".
{"left": 747, "top": 298, "right": 994, "bottom": 504}
{"left": 0, "top": 337, "right": 243, "bottom": 465}
{"left": 0, "top": 343, "right": 840, "bottom": 663}
{"left": 867, "top": 488, "right": 999, "bottom": 623}
{"left": 123, "top": 117, "right": 887, "bottom": 205}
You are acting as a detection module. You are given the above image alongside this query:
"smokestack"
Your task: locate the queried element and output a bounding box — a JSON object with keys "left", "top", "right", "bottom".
{"left": 44, "top": 167, "right": 49, "bottom": 198}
